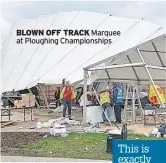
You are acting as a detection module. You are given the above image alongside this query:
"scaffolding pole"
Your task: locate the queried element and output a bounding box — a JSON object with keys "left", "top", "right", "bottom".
{"left": 39, "top": 85, "right": 50, "bottom": 110}
{"left": 83, "top": 70, "right": 88, "bottom": 123}
{"left": 136, "top": 48, "right": 165, "bottom": 108}
{"left": 135, "top": 84, "right": 143, "bottom": 123}
{"left": 28, "top": 88, "right": 40, "bottom": 109}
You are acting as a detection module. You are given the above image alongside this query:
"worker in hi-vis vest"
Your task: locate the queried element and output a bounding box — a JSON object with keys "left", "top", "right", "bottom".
{"left": 100, "top": 85, "right": 114, "bottom": 124}
{"left": 113, "top": 82, "right": 123, "bottom": 123}
{"left": 60, "top": 81, "right": 76, "bottom": 120}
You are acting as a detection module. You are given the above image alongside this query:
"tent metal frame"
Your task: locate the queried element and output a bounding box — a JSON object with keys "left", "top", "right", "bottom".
{"left": 38, "top": 84, "right": 50, "bottom": 110}
{"left": 84, "top": 33, "right": 165, "bottom": 70}
{"left": 83, "top": 34, "right": 166, "bottom": 123}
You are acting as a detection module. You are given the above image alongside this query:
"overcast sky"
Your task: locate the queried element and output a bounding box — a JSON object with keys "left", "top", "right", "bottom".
{"left": 0, "top": 1, "right": 166, "bottom": 41}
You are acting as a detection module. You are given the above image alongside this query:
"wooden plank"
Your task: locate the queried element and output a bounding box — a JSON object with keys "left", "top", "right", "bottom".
{"left": 1, "top": 121, "right": 15, "bottom": 128}
{"left": 1, "top": 107, "right": 37, "bottom": 110}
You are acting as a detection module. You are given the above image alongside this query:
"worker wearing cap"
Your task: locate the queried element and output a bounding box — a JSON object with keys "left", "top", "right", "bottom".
{"left": 60, "top": 81, "right": 76, "bottom": 120}
{"left": 100, "top": 86, "right": 114, "bottom": 124}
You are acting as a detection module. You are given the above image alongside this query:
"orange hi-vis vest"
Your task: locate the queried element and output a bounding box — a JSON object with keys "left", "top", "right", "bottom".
{"left": 60, "top": 87, "right": 76, "bottom": 101}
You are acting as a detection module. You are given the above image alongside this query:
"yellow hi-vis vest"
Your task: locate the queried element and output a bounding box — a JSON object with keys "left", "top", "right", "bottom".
{"left": 149, "top": 85, "right": 166, "bottom": 104}
{"left": 100, "top": 91, "right": 110, "bottom": 105}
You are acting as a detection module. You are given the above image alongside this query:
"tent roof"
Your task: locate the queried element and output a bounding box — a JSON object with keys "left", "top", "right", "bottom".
{"left": 85, "top": 29, "right": 166, "bottom": 85}
{"left": 37, "top": 78, "right": 64, "bottom": 85}
{"left": 1, "top": 11, "right": 164, "bottom": 92}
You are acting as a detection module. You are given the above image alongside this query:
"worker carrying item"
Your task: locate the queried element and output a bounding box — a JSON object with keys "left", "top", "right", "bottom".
{"left": 60, "top": 81, "right": 76, "bottom": 120}
{"left": 149, "top": 85, "right": 166, "bottom": 105}
{"left": 100, "top": 85, "right": 114, "bottom": 124}
{"left": 113, "top": 83, "right": 123, "bottom": 123}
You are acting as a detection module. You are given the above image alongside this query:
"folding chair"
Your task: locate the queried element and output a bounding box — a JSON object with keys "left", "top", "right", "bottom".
{"left": 140, "top": 96, "right": 158, "bottom": 126}
{"left": 143, "top": 105, "right": 157, "bottom": 127}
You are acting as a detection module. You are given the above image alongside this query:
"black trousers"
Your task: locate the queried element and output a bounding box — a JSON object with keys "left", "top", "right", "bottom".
{"left": 55, "top": 98, "right": 61, "bottom": 108}
{"left": 114, "top": 104, "right": 121, "bottom": 122}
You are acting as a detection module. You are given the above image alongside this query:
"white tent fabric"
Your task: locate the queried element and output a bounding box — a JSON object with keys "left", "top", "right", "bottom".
{"left": 86, "top": 29, "right": 166, "bottom": 85}
{"left": 1, "top": 11, "right": 164, "bottom": 92}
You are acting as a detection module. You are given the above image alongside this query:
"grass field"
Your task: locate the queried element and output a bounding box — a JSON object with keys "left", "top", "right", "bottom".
{"left": 17, "top": 132, "right": 165, "bottom": 160}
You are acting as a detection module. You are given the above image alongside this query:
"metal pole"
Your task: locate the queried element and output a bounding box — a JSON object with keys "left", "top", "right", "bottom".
{"left": 9, "top": 109, "right": 11, "bottom": 121}
{"left": 6, "top": 97, "right": 14, "bottom": 104}
{"left": 28, "top": 88, "right": 40, "bottom": 109}
{"left": 40, "top": 85, "right": 50, "bottom": 110}
{"left": 1, "top": 109, "right": 2, "bottom": 122}
{"left": 135, "top": 84, "right": 143, "bottom": 123}
{"left": 24, "top": 108, "right": 25, "bottom": 121}
{"left": 88, "top": 73, "right": 113, "bottom": 126}
{"left": 136, "top": 48, "right": 165, "bottom": 108}
{"left": 83, "top": 70, "right": 88, "bottom": 124}
{"left": 132, "top": 86, "right": 136, "bottom": 124}
{"left": 123, "top": 84, "right": 129, "bottom": 122}
{"left": 31, "top": 108, "right": 33, "bottom": 121}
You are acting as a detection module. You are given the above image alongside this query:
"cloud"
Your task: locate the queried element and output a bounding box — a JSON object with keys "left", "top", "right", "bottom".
{"left": 122, "top": 1, "right": 166, "bottom": 26}
{"left": 0, "top": 1, "right": 166, "bottom": 42}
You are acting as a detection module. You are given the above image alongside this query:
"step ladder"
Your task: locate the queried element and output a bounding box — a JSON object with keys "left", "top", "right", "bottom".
{"left": 122, "top": 84, "right": 142, "bottom": 124}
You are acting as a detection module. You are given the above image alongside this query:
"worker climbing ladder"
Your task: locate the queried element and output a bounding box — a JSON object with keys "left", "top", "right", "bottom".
{"left": 122, "top": 84, "right": 142, "bottom": 124}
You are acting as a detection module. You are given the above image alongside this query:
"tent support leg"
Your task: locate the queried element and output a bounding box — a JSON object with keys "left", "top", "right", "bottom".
{"left": 83, "top": 70, "right": 88, "bottom": 124}
{"left": 135, "top": 84, "right": 143, "bottom": 123}
{"left": 28, "top": 88, "right": 40, "bottom": 109}
{"left": 136, "top": 48, "right": 165, "bottom": 108}
{"left": 123, "top": 84, "right": 130, "bottom": 123}
{"left": 132, "top": 86, "right": 136, "bottom": 124}
{"left": 6, "top": 96, "right": 14, "bottom": 105}
{"left": 89, "top": 73, "right": 112, "bottom": 126}
{"left": 40, "top": 85, "right": 50, "bottom": 110}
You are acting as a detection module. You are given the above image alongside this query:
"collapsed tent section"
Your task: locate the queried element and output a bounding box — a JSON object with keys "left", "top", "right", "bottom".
{"left": 1, "top": 11, "right": 162, "bottom": 92}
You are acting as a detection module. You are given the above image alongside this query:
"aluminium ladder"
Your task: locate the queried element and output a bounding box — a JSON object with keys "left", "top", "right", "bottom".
{"left": 122, "top": 84, "right": 142, "bottom": 124}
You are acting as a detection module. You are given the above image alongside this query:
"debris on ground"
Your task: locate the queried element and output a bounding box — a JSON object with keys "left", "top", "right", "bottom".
{"left": 43, "top": 135, "right": 48, "bottom": 138}
{"left": 158, "top": 124, "right": 166, "bottom": 136}
{"left": 151, "top": 128, "right": 158, "bottom": 136}
{"left": 48, "top": 106, "right": 78, "bottom": 113}
{"left": 18, "top": 127, "right": 23, "bottom": 129}
{"left": 49, "top": 122, "right": 68, "bottom": 137}
{"left": 108, "top": 129, "right": 121, "bottom": 135}
{"left": 30, "top": 126, "right": 36, "bottom": 129}
{"left": 35, "top": 118, "right": 82, "bottom": 129}
{"left": 84, "top": 126, "right": 106, "bottom": 133}
{"left": 1, "top": 121, "right": 15, "bottom": 128}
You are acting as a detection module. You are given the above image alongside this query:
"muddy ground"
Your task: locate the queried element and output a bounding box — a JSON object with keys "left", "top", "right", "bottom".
{"left": 1, "top": 132, "right": 49, "bottom": 156}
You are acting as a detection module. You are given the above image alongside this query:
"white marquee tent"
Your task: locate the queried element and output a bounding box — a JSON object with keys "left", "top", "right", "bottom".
{"left": 82, "top": 29, "right": 166, "bottom": 119}
{"left": 1, "top": 11, "right": 164, "bottom": 92}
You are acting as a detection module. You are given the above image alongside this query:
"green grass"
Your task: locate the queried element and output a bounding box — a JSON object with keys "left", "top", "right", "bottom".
{"left": 19, "top": 133, "right": 165, "bottom": 160}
